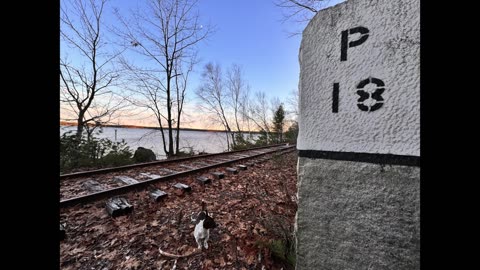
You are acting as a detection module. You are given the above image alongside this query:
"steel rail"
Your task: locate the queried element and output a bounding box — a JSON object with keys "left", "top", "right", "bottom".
{"left": 60, "top": 145, "right": 296, "bottom": 208}
{"left": 61, "top": 143, "right": 293, "bottom": 180}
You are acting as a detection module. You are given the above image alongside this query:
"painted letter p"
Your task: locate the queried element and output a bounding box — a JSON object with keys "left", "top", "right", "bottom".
{"left": 340, "top": 26, "right": 370, "bottom": 61}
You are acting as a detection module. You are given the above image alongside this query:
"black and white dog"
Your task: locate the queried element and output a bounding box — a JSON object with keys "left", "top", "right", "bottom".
{"left": 192, "top": 202, "right": 217, "bottom": 250}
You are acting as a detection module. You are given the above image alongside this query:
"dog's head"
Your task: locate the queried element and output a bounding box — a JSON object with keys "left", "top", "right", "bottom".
{"left": 202, "top": 210, "right": 217, "bottom": 229}
{"left": 198, "top": 201, "right": 217, "bottom": 229}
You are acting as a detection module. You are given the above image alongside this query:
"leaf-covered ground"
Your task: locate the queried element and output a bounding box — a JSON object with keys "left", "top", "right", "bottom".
{"left": 60, "top": 151, "right": 298, "bottom": 269}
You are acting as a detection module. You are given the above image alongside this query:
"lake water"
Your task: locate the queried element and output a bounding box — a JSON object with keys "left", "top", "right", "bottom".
{"left": 60, "top": 126, "right": 257, "bottom": 159}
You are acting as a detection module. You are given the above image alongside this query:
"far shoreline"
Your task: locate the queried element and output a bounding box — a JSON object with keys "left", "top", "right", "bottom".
{"left": 60, "top": 121, "right": 262, "bottom": 134}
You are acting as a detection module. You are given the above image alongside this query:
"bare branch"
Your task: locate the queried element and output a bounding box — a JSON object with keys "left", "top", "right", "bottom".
{"left": 274, "top": 0, "right": 332, "bottom": 35}
{"left": 277, "top": 0, "right": 319, "bottom": 13}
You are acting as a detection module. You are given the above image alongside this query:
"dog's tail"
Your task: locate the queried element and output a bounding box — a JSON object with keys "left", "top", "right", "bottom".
{"left": 159, "top": 247, "right": 200, "bottom": 258}
{"left": 201, "top": 200, "right": 210, "bottom": 216}
{"left": 201, "top": 201, "right": 206, "bottom": 212}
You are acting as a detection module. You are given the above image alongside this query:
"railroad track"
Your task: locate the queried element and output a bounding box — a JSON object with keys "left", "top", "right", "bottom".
{"left": 60, "top": 144, "right": 296, "bottom": 208}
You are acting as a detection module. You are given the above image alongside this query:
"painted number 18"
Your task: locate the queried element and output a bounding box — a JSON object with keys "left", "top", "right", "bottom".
{"left": 332, "top": 77, "right": 386, "bottom": 113}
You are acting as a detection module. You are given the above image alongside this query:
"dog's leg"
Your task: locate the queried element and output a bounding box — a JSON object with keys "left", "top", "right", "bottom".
{"left": 203, "top": 230, "right": 210, "bottom": 249}
{"left": 195, "top": 237, "right": 203, "bottom": 250}
{"left": 203, "top": 240, "right": 208, "bottom": 249}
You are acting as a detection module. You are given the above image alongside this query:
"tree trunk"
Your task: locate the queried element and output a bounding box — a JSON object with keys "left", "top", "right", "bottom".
{"left": 225, "top": 129, "right": 230, "bottom": 151}
{"left": 230, "top": 131, "right": 235, "bottom": 149}
{"left": 76, "top": 112, "right": 85, "bottom": 139}
{"left": 166, "top": 76, "right": 174, "bottom": 158}
{"left": 175, "top": 74, "right": 184, "bottom": 156}
{"left": 175, "top": 119, "right": 181, "bottom": 155}
{"left": 157, "top": 118, "right": 168, "bottom": 157}
{"left": 224, "top": 118, "right": 235, "bottom": 149}
{"left": 234, "top": 109, "right": 243, "bottom": 144}
{"left": 280, "top": 124, "right": 283, "bottom": 142}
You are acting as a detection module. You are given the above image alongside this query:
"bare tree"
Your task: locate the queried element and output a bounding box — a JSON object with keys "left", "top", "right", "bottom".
{"left": 247, "top": 91, "right": 272, "bottom": 141}
{"left": 60, "top": 0, "right": 125, "bottom": 140}
{"left": 226, "top": 64, "right": 249, "bottom": 143}
{"left": 114, "top": 0, "right": 212, "bottom": 157}
{"left": 285, "top": 88, "right": 299, "bottom": 119}
{"left": 196, "top": 63, "right": 235, "bottom": 151}
{"left": 240, "top": 86, "right": 253, "bottom": 139}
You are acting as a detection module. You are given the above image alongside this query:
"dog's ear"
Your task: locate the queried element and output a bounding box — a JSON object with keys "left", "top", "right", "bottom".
{"left": 203, "top": 215, "right": 217, "bottom": 229}
{"left": 201, "top": 201, "right": 206, "bottom": 212}
{"left": 197, "top": 211, "right": 206, "bottom": 220}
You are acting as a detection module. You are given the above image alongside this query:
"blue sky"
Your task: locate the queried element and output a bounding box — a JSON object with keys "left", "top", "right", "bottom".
{"left": 61, "top": 0, "right": 345, "bottom": 128}
{"left": 110, "top": 0, "right": 315, "bottom": 100}
{"left": 185, "top": 0, "right": 344, "bottom": 102}
{"left": 192, "top": 0, "right": 303, "bottom": 100}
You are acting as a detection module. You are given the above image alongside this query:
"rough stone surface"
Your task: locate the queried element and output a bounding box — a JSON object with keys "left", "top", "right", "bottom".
{"left": 297, "top": 0, "right": 420, "bottom": 156}
{"left": 296, "top": 158, "right": 420, "bottom": 269}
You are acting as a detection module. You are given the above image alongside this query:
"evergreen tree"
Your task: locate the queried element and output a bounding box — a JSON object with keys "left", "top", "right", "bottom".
{"left": 272, "top": 104, "right": 286, "bottom": 143}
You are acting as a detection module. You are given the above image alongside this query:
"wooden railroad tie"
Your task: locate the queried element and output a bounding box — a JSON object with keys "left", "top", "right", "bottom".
{"left": 173, "top": 183, "right": 191, "bottom": 192}
{"left": 231, "top": 154, "right": 249, "bottom": 159}
{"left": 216, "top": 158, "right": 232, "bottom": 162}
{"left": 211, "top": 172, "right": 225, "bottom": 179}
{"left": 159, "top": 168, "right": 178, "bottom": 175}
{"left": 196, "top": 176, "right": 212, "bottom": 184}
{"left": 179, "top": 164, "right": 197, "bottom": 170}
{"left": 150, "top": 189, "right": 168, "bottom": 202}
{"left": 237, "top": 164, "right": 248, "bottom": 170}
{"left": 226, "top": 167, "right": 238, "bottom": 174}
{"left": 114, "top": 176, "right": 139, "bottom": 185}
{"left": 105, "top": 197, "right": 134, "bottom": 217}
{"left": 193, "top": 162, "right": 210, "bottom": 167}
{"left": 82, "top": 179, "right": 105, "bottom": 193}
{"left": 140, "top": 172, "right": 161, "bottom": 179}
